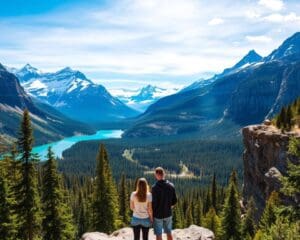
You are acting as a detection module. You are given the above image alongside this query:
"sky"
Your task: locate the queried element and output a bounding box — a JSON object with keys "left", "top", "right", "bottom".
{"left": 0, "top": 0, "right": 300, "bottom": 90}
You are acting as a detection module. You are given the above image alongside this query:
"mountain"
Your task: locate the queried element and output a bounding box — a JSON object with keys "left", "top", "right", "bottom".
{"left": 0, "top": 63, "right": 94, "bottom": 145}
{"left": 112, "top": 85, "right": 179, "bottom": 112}
{"left": 265, "top": 32, "right": 300, "bottom": 61}
{"left": 13, "top": 66, "right": 139, "bottom": 123}
{"left": 123, "top": 32, "right": 300, "bottom": 138}
{"left": 181, "top": 50, "right": 262, "bottom": 93}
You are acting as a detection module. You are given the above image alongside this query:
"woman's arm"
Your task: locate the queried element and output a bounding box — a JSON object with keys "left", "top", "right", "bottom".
{"left": 147, "top": 202, "right": 153, "bottom": 222}
{"left": 130, "top": 200, "right": 135, "bottom": 211}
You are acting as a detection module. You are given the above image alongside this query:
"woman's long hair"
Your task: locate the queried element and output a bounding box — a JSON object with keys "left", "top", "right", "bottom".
{"left": 135, "top": 178, "right": 149, "bottom": 202}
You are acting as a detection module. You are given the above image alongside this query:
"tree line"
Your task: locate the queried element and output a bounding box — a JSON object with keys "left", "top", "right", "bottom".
{"left": 274, "top": 97, "right": 300, "bottom": 131}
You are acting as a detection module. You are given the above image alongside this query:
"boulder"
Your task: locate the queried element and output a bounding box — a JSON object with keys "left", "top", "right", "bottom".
{"left": 81, "top": 225, "right": 214, "bottom": 240}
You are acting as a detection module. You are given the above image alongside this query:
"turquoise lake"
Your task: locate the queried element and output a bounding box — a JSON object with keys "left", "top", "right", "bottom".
{"left": 32, "top": 130, "right": 123, "bottom": 160}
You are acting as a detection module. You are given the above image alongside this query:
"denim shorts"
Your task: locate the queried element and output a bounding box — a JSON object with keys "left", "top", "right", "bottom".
{"left": 131, "top": 216, "right": 152, "bottom": 228}
{"left": 153, "top": 216, "right": 172, "bottom": 236}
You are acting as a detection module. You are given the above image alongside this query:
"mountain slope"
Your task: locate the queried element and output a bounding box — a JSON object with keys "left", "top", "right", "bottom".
{"left": 180, "top": 50, "right": 263, "bottom": 93}
{"left": 0, "top": 64, "right": 94, "bottom": 145}
{"left": 123, "top": 32, "right": 300, "bottom": 138}
{"left": 14, "top": 66, "right": 139, "bottom": 123}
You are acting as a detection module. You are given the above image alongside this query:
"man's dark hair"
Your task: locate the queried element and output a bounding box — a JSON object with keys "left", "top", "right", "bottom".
{"left": 155, "top": 167, "right": 165, "bottom": 176}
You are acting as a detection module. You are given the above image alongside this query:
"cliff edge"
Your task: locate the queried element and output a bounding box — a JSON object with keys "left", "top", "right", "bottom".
{"left": 81, "top": 225, "right": 214, "bottom": 240}
{"left": 242, "top": 121, "right": 300, "bottom": 216}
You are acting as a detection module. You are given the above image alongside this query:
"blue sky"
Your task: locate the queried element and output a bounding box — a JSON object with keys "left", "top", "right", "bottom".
{"left": 1, "top": 0, "right": 300, "bottom": 90}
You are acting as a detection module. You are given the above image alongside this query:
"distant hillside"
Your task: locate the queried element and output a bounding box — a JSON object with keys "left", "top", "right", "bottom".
{"left": 124, "top": 32, "right": 300, "bottom": 138}
{"left": 0, "top": 63, "right": 94, "bottom": 145}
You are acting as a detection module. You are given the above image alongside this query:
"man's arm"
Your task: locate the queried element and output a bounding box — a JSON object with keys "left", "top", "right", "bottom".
{"left": 171, "top": 188, "right": 177, "bottom": 206}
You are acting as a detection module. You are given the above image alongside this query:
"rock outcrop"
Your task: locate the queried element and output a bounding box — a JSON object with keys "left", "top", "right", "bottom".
{"left": 242, "top": 123, "right": 300, "bottom": 216}
{"left": 81, "top": 225, "right": 214, "bottom": 240}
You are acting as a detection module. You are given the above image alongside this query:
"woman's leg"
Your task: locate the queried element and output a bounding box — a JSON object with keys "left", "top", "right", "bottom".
{"left": 141, "top": 226, "right": 149, "bottom": 240}
{"left": 133, "top": 225, "right": 141, "bottom": 240}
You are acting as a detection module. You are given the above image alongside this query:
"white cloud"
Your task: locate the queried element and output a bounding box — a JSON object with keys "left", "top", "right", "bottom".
{"left": 1, "top": 0, "right": 300, "bottom": 89}
{"left": 208, "top": 18, "right": 224, "bottom": 25}
{"left": 246, "top": 35, "right": 272, "bottom": 43}
{"left": 258, "top": 0, "right": 284, "bottom": 12}
{"left": 263, "top": 12, "right": 300, "bottom": 23}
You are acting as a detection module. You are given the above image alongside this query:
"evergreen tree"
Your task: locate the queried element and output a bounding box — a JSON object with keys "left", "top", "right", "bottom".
{"left": 264, "top": 216, "right": 300, "bottom": 240}
{"left": 77, "top": 191, "right": 87, "bottom": 238}
{"left": 211, "top": 173, "right": 217, "bottom": 212}
{"left": 286, "top": 105, "right": 293, "bottom": 130}
{"left": 16, "top": 109, "right": 42, "bottom": 240}
{"left": 253, "top": 230, "right": 264, "bottom": 240}
{"left": 279, "top": 137, "right": 300, "bottom": 221}
{"left": 195, "top": 201, "right": 203, "bottom": 226}
{"left": 0, "top": 174, "right": 17, "bottom": 239}
{"left": 241, "top": 197, "right": 256, "bottom": 239}
{"left": 93, "top": 144, "right": 120, "bottom": 233}
{"left": 221, "top": 170, "right": 241, "bottom": 240}
{"left": 118, "top": 173, "right": 130, "bottom": 225}
{"left": 259, "top": 191, "right": 280, "bottom": 232}
{"left": 203, "top": 207, "right": 221, "bottom": 239}
{"left": 185, "top": 205, "right": 194, "bottom": 227}
{"left": 204, "top": 189, "right": 211, "bottom": 214}
{"left": 173, "top": 204, "right": 184, "bottom": 229}
{"left": 42, "top": 147, "right": 75, "bottom": 240}
{"left": 276, "top": 107, "right": 286, "bottom": 129}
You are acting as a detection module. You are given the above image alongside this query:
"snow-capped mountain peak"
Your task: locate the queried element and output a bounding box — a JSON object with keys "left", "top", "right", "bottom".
{"left": 9, "top": 64, "right": 138, "bottom": 122}
{"left": 17, "top": 64, "right": 42, "bottom": 82}
{"left": 233, "top": 50, "right": 262, "bottom": 69}
{"left": 112, "top": 84, "right": 179, "bottom": 112}
{"left": 265, "top": 32, "right": 300, "bottom": 61}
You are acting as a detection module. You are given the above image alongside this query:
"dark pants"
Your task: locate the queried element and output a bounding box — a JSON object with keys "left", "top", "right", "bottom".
{"left": 132, "top": 225, "right": 149, "bottom": 240}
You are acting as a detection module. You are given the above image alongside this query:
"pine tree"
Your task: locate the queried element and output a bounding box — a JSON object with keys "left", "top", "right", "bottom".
{"left": 280, "top": 137, "right": 300, "bottom": 221}
{"left": 241, "top": 197, "right": 256, "bottom": 239}
{"left": 77, "top": 191, "right": 87, "bottom": 238}
{"left": 276, "top": 107, "right": 286, "bottom": 129}
{"left": 195, "top": 201, "right": 203, "bottom": 226}
{"left": 118, "top": 173, "right": 130, "bottom": 225}
{"left": 42, "top": 147, "right": 75, "bottom": 240}
{"left": 204, "top": 189, "right": 211, "bottom": 214}
{"left": 16, "top": 109, "right": 42, "bottom": 240}
{"left": 0, "top": 174, "right": 17, "bottom": 239}
{"left": 185, "top": 205, "right": 194, "bottom": 227}
{"left": 211, "top": 173, "right": 217, "bottom": 212}
{"left": 203, "top": 207, "right": 222, "bottom": 239}
{"left": 286, "top": 105, "right": 293, "bottom": 130}
{"left": 221, "top": 170, "right": 241, "bottom": 240}
{"left": 173, "top": 204, "right": 184, "bottom": 229}
{"left": 259, "top": 191, "right": 280, "bottom": 232}
{"left": 93, "top": 144, "right": 120, "bottom": 233}
{"left": 253, "top": 230, "right": 264, "bottom": 240}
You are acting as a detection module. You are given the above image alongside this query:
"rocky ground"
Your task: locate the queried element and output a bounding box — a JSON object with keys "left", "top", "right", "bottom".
{"left": 81, "top": 225, "right": 214, "bottom": 240}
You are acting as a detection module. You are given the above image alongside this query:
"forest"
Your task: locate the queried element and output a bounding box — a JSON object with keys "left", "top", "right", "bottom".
{"left": 274, "top": 97, "right": 300, "bottom": 131}
{"left": 0, "top": 109, "right": 299, "bottom": 240}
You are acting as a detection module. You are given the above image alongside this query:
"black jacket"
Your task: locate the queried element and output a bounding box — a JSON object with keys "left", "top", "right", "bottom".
{"left": 152, "top": 180, "right": 177, "bottom": 219}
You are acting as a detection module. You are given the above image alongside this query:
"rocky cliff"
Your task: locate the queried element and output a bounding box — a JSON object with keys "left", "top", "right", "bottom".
{"left": 242, "top": 121, "right": 300, "bottom": 216}
{"left": 81, "top": 225, "right": 214, "bottom": 240}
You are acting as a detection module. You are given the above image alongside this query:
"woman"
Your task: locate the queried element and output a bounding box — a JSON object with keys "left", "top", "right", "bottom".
{"left": 130, "top": 178, "right": 153, "bottom": 240}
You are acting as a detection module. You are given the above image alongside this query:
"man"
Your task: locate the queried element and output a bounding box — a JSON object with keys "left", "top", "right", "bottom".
{"left": 152, "top": 167, "right": 177, "bottom": 240}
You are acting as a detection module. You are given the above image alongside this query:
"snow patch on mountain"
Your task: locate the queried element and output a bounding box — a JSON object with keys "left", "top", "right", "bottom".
{"left": 111, "top": 85, "right": 179, "bottom": 112}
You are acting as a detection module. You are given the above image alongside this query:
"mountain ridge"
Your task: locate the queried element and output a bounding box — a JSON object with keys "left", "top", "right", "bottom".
{"left": 11, "top": 65, "right": 139, "bottom": 123}
{"left": 123, "top": 32, "right": 300, "bottom": 138}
